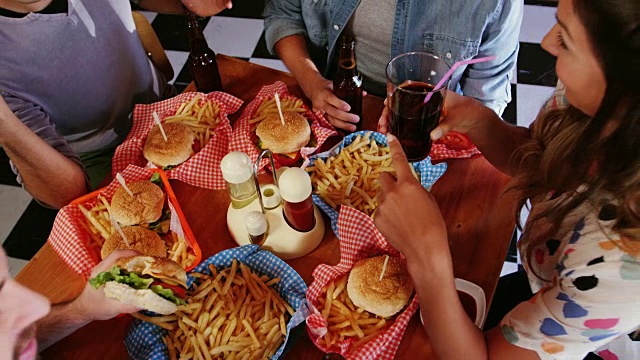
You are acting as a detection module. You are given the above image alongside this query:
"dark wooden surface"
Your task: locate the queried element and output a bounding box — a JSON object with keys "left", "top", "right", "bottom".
{"left": 17, "top": 55, "right": 516, "bottom": 359}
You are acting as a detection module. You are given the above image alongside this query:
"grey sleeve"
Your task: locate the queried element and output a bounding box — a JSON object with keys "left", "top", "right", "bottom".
{"left": 0, "top": 90, "right": 85, "bottom": 185}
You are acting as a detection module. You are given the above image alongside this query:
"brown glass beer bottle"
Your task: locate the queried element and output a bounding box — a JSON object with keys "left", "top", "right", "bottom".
{"left": 333, "top": 35, "right": 363, "bottom": 132}
{"left": 186, "top": 13, "right": 223, "bottom": 93}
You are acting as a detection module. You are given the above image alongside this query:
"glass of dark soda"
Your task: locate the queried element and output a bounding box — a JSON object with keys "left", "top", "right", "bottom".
{"left": 385, "top": 52, "right": 450, "bottom": 161}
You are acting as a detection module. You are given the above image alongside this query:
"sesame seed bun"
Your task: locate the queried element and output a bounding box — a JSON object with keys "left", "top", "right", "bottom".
{"left": 111, "top": 180, "right": 165, "bottom": 226}
{"left": 346, "top": 256, "right": 414, "bottom": 318}
{"left": 100, "top": 226, "right": 166, "bottom": 260}
{"left": 143, "top": 122, "right": 195, "bottom": 168}
{"left": 256, "top": 112, "right": 310, "bottom": 154}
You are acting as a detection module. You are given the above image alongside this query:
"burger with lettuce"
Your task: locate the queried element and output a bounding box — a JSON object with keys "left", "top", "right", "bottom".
{"left": 89, "top": 255, "right": 187, "bottom": 315}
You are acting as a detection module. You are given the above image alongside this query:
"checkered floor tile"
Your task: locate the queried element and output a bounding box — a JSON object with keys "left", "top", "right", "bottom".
{"left": 1, "top": 0, "right": 559, "bottom": 276}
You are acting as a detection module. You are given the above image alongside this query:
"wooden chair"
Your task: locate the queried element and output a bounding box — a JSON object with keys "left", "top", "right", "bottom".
{"left": 132, "top": 11, "right": 174, "bottom": 82}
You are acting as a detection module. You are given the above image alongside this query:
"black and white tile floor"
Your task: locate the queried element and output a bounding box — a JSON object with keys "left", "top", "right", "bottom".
{"left": 0, "top": 1, "right": 559, "bottom": 276}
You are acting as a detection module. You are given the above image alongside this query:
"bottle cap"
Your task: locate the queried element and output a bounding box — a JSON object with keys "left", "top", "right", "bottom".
{"left": 279, "top": 167, "right": 312, "bottom": 203}
{"left": 244, "top": 211, "right": 268, "bottom": 236}
{"left": 221, "top": 152, "right": 253, "bottom": 184}
{"left": 260, "top": 184, "right": 282, "bottom": 209}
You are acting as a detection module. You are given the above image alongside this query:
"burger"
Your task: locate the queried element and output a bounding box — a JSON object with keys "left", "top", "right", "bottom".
{"left": 111, "top": 180, "right": 165, "bottom": 226}
{"left": 100, "top": 226, "right": 167, "bottom": 260}
{"left": 143, "top": 122, "right": 195, "bottom": 169}
{"left": 255, "top": 112, "right": 310, "bottom": 166}
{"left": 89, "top": 256, "right": 187, "bottom": 315}
{"left": 347, "top": 256, "right": 414, "bottom": 318}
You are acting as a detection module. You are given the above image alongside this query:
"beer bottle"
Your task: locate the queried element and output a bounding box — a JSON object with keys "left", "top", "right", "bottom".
{"left": 186, "top": 13, "right": 223, "bottom": 92}
{"left": 333, "top": 35, "right": 363, "bottom": 132}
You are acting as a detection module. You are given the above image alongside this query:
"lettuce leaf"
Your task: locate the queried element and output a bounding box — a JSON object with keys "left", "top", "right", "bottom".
{"left": 146, "top": 209, "right": 171, "bottom": 234}
{"left": 150, "top": 173, "right": 163, "bottom": 188}
{"left": 88, "top": 267, "right": 185, "bottom": 305}
{"left": 88, "top": 266, "right": 153, "bottom": 290}
{"left": 150, "top": 285, "right": 186, "bottom": 305}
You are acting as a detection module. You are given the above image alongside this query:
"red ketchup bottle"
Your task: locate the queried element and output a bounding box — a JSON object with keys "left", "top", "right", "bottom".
{"left": 278, "top": 168, "right": 315, "bottom": 232}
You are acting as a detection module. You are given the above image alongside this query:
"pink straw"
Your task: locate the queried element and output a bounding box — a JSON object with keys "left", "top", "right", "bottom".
{"left": 424, "top": 56, "right": 497, "bottom": 103}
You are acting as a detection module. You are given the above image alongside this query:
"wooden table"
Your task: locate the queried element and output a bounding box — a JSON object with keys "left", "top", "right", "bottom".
{"left": 17, "top": 55, "right": 517, "bottom": 359}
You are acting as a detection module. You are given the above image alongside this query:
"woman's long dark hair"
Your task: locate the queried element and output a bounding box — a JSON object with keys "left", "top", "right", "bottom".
{"left": 512, "top": 0, "right": 639, "bottom": 272}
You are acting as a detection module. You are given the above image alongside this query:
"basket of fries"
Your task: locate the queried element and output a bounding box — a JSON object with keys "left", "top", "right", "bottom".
{"left": 48, "top": 165, "right": 201, "bottom": 278}
{"left": 305, "top": 131, "right": 447, "bottom": 235}
{"left": 229, "top": 81, "right": 337, "bottom": 170}
{"left": 125, "top": 244, "right": 309, "bottom": 360}
{"left": 112, "top": 92, "right": 242, "bottom": 190}
{"left": 306, "top": 206, "right": 418, "bottom": 359}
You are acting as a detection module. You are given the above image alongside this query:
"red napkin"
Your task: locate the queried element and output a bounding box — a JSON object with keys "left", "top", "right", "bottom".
{"left": 112, "top": 92, "right": 242, "bottom": 189}
{"left": 431, "top": 131, "right": 481, "bottom": 161}
{"left": 306, "top": 206, "right": 419, "bottom": 359}
{"left": 229, "top": 81, "right": 337, "bottom": 171}
{"left": 49, "top": 165, "right": 197, "bottom": 278}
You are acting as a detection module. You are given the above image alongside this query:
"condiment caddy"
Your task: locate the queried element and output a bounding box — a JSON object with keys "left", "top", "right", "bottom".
{"left": 223, "top": 150, "right": 325, "bottom": 260}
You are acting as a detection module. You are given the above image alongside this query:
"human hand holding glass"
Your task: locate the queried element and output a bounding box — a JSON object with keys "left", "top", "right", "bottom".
{"left": 384, "top": 52, "right": 450, "bottom": 161}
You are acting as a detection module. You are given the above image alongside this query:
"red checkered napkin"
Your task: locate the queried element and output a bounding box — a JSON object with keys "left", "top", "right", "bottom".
{"left": 229, "top": 81, "right": 337, "bottom": 171}
{"left": 430, "top": 132, "right": 481, "bottom": 161}
{"left": 112, "top": 92, "right": 243, "bottom": 189}
{"left": 306, "top": 206, "right": 419, "bottom": 359}
{"left": 48, "top": 165, "right": 189, "bottom": 278}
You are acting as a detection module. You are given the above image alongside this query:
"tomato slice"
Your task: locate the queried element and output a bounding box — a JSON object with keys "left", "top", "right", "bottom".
{"left": 437, "top": 132, "right": 473, "bottom": 151}
{"left": 274, "top": 151, "right": 302, "bottom": 167}
{"left": 192, "top": 139, "right": 202, "bottom": 154}
{"left": 151, "top": 280, "right": 186, "bottom": 299}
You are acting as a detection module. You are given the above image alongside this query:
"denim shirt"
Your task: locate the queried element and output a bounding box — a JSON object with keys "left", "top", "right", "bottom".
{"left": 264, "top": 0, "right": 523, "bottom": 115}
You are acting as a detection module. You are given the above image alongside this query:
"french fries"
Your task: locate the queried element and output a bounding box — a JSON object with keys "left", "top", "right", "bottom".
{"left": 163, "top": 94, "right": 222, "bottom": 149}
{"left": 78, "top": 196, "right": 114, "bottom": 256}
{"left": 306, "top": 133, "right": 418, "bottom": 217}
{"left": 167, "top": 232, "right": 198, "bottom": 269}
{"left": 77, "top": 186, "right": 196, "bottom": 269}
{"left": 140, "top": 260, "right": 293, "bottom": 360}
{"left": 316, "top": 276, "right": 389, "bottom": 351}
{"left": 248, "top": 96, "right": 306, "bottom": 128}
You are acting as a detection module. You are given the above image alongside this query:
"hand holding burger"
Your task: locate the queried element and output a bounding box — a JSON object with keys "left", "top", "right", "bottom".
{"left": 74, "top": 250, "right": 144, "bottom": 321}
{"left": 89, "top": 255, "right": 187, "bottom": 315}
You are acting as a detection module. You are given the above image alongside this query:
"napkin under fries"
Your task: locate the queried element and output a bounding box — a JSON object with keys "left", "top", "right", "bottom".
{"left": 306, "top": 206, "right": 419, "bottom": 359}
{"left": 112, "top": 92, "right": 242, "bottom": 190}
{"left": 229, "top": 81, "right": 337, "bottom": 172}
{"left": 125, "top": 245, "right": 309, "bottom": 360}
{"left": 48, "top": 165, "right": 199, "bottom": 277}
{"left": 306, "top": 131, "right": 447, "bottom": 236}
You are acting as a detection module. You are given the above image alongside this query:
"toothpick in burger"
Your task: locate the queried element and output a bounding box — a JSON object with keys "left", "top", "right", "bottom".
{"left": 347, "top": 255, "right": 414, "bottom": 318}
{"left": 110, "top": 180, "right": 165, "bottom": 226}
{"left": 144, "top": 122, "right": 196, "bottom": 169}
{"left": 100, "top": 226, "right": 167, "bottom": 260}
{"left": 256, "top": 111, "right": 311, "bottom": 166}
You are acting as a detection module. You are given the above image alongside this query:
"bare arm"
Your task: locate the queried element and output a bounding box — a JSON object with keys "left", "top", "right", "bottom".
{"left": 35, "top": 300, "right": 92, "bottom": 350}
{"left": 443, "top": 95, "right": 530, "bottom": 176}
{"left": 379, "top": 91, "right": 530, "bottom": 176}
{"left": 274, "top": 35, "right": 359, "bottom": 131}
{"left": 0, "top": 98, "right": 87, "bottom": 208}
{"left": 374, "top": 136, "right": 540, "bottom": 360}
{"left": 37, "top": 251, "right": 141, "bottom": 350}
{"left": 137, "top": 0, "right": 232, "bottom": 17}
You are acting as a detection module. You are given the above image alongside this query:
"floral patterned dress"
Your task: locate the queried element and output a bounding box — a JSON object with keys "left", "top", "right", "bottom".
{"left": 500, "top": 82, "right": 639, "bottom": 359}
